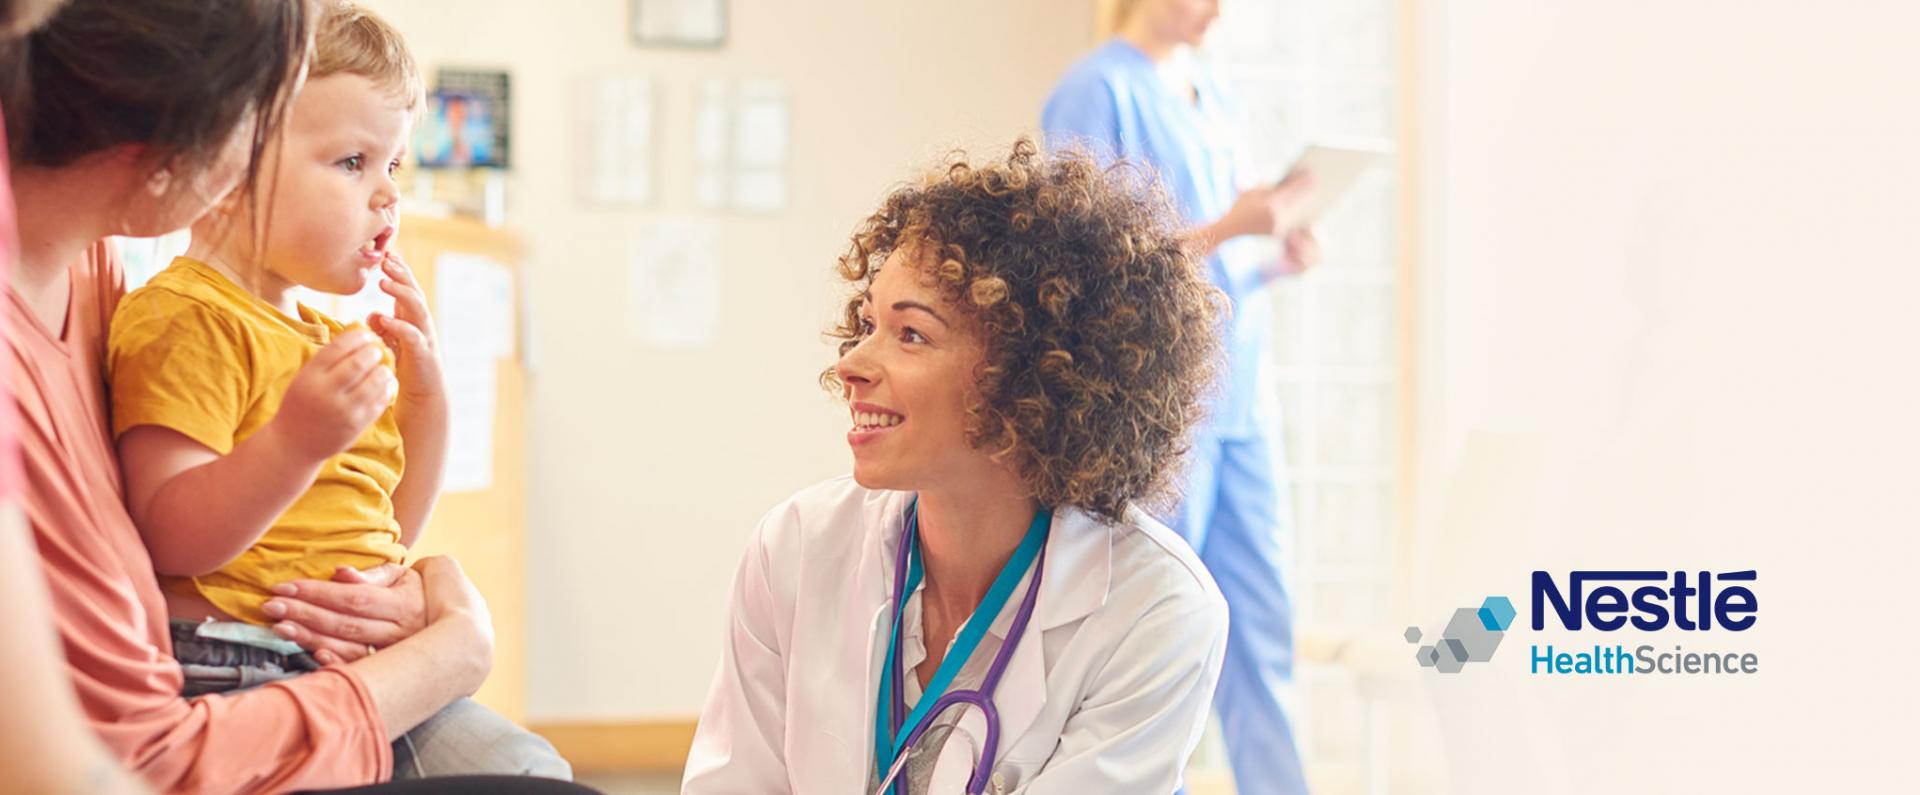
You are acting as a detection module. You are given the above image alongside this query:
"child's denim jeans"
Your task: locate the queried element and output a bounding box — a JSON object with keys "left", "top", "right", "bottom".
{"left": 170, "top": 619, "right": 572, "bottom": 780}
{"left": 171, "top": 618, "right": 320, "bottom": 695}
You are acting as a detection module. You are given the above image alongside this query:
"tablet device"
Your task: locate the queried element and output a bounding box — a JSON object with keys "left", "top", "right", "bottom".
{"left": 1282, "top": 144, "right": 1391, "bottom": 228}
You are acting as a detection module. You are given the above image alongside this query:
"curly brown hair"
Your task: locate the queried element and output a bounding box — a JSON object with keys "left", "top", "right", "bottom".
{"left": 824, "top": 139, "right": 1226, "bottom": 523}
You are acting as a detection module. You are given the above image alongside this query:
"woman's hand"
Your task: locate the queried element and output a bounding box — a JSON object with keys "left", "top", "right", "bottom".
{"left": 1210, "top": 170, "right": 1319, "bottom": 244}
{"left": 1263, "top": 227, "right": 1323, "bottom": 281}
{"left": 343, "top": 556, "right": 496, "bottom": 736}
{"left": 262, "top": 563, "right": 429, "bottom": 665}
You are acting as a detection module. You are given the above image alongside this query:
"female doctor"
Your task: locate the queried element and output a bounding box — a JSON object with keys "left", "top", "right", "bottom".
{"left": 682, "top": 140, "right": 1231, "bottom": 794}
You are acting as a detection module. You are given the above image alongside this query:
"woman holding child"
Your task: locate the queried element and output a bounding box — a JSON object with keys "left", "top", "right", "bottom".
{"left": 3, "top": 0, "right": 573, "bottom": 790}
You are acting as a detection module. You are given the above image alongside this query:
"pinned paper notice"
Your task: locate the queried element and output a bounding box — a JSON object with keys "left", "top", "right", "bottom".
{"left": 576, "top": 74, "right": 654, "bottom": 206}
{"left": 695, "top": 78, "right": 790, "bottom": 211}
{"left": 435, "top": 253, "right": 515, "bottom": 493}
{"left": 628, "top": 216, "right": 720, "bottom": 349}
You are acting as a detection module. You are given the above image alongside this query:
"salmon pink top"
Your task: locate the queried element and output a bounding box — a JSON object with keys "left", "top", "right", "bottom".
{"left": 4, "top": 242, "right": 393, "bottom": 794}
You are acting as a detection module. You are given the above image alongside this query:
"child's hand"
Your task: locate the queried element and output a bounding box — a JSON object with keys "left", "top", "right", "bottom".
{"left": 367, "top": 251, "right": 445, "bottom": 411}
{"left": 268, "top": 330, "right": 396, "bottom": 462}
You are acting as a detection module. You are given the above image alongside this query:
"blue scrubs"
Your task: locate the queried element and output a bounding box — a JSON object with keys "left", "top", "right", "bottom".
{"left": 1043, "top": 39, "right": 1308, "bottom": 795}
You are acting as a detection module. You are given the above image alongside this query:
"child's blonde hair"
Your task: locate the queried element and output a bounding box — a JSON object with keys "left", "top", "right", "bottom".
{"left": 313, "top": 1, "right": 423, "bottom": 110}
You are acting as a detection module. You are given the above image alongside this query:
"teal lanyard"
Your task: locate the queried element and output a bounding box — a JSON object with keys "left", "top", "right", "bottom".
{"left": 872, "top": 500, "right": 1051, "bottom": 780}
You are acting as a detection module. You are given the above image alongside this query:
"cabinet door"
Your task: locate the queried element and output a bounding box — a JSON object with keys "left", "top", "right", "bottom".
{"left": 399, "top": 214, "right": 529, "bottom": 724}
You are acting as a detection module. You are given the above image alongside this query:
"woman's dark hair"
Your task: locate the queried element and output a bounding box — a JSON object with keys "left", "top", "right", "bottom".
{"left": 825, "top": 139, "right": 1227, "bottom": 523}
{"left": 0, "top": 0, "right": 310, "bottom": 195}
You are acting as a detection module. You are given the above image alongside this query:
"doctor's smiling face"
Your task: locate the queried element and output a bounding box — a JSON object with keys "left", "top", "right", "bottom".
{"left": 824, "top": 141, "right": 1223, "bottom": 523}
{"left": 834, "top": 249, "right": 995, "bottom": 492}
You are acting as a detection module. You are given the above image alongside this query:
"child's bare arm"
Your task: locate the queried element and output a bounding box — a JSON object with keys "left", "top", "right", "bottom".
{"left": 121, "top": 331, "right": 396, "bottom": 576}
{"left": 122, "top": 426, "right": 326, "bottom": 576}
{"left": 369, "top": 252, "right": 447, "bottom": 547}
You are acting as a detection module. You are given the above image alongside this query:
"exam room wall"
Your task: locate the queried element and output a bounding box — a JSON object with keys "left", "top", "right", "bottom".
{"left": 1403, "top": 0, "right": 1919, "bottom": 791}
{"left": 358, "top": 0, "right": 1095, "bottom": 721}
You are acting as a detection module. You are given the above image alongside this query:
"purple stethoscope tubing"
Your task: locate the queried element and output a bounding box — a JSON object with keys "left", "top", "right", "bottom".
{"left": 883, "top": 511, "right": 1048, "bottom": 795}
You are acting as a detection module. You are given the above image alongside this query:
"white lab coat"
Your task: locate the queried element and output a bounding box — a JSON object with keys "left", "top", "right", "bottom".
{"left": 682, "top": 476, "right": 1229, "bottom": 795}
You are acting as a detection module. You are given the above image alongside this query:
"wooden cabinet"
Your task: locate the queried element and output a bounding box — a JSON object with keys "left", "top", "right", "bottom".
{"left": 393, "top": 214, "right": 529, "bottom": 723}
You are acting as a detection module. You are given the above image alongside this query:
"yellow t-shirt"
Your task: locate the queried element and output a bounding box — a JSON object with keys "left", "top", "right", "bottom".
{"left": 106, "top": 256, "right": 406, "bottom": 625}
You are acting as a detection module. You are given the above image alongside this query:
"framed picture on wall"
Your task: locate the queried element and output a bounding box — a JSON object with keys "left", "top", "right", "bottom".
{"left": 416, "top": 92, "right": 498, "bottom": 169}
{"left": 417, "top": 69, "right": 511, "bottom": 170}
{"left": 630, "top": 0, "right": 726, "bottom": 48}
{"left": 426, "top": 72, "right": 506, "bottom": 170}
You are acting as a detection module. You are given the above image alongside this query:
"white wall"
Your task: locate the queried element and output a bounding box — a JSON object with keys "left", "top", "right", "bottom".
{"left": 363, "top": 0, "right": 1096, "bottom": 721}
{"left": 351, "top": 3, "right": 1920, "bottom": 780}
{"left": 1409, "top": 0, "right": 1918, "bottom": 790}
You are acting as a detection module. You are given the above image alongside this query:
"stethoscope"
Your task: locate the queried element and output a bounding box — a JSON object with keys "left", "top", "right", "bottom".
{"left": 871, "top": 499, "right": 1051, "bottom": 795}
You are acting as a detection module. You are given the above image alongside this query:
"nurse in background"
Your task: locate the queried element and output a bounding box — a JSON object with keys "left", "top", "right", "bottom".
{"left": 1042, "top": 1, "right": 1320, "bottom": 792}
{"left": 684, "top": 140, "right": 1229, "bottom": 794}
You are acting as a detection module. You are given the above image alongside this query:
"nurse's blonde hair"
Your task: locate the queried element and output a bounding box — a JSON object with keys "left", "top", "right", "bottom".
{"left": 1098, "top": 0, "right": 1139, "bottom": 37}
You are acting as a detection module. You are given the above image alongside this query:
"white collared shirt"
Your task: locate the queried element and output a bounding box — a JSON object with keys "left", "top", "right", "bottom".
{"left": 684, "top": 476, "right": 1228, "bottom": 795}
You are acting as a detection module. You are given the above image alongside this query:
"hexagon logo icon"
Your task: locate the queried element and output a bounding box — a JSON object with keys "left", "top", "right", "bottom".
{"left": 1479, "top": 596, "right": 1516, "bottom": 632}
{"left": 1404, "top": 595, "right": 1514, "bottom": 674}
